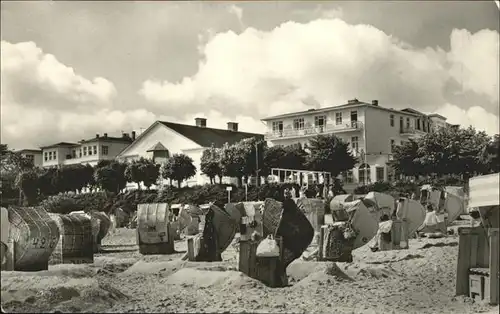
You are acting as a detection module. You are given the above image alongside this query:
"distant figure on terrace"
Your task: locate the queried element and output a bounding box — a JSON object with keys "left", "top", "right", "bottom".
{"left": 315, "top": 186, "right": 321, "bottom": 198}
{"left": 299, "top": 184, "right": 307, "bottom": 198}
{"left": 290, "top": 186, "right": 297, "bottom": 198}
{"left": 328, "top": 185, "right": 334, "bottom": 198}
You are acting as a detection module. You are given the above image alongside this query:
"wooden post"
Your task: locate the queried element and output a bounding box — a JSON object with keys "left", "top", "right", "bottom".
{"left": 318, "top": 225, "right": 326, "bottom": 261}
{"left": 456, "top": 227, "right": 473, "bottom": 296}
{"left": 489, "top": 228, "right": 499, "bottom": 305}
{"left": 187, "top": 237, "right": 195, "bottom": 261}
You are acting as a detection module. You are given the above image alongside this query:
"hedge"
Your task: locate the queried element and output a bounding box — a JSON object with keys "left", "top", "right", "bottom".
{"left": 34, "top": 183, "right": 343, "bottom": 215}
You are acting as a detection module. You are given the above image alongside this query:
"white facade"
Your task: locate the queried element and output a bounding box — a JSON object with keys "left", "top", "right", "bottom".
{"left": 116, "top": 121, "right": 240, "bottom": 187}
{"left": 262, "top": 99, "right": 440, "bottom": 186}
{"left": 41, "top": 134, "right": 133, "bottom": 168}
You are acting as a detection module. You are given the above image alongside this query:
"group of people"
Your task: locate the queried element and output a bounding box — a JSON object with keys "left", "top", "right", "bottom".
{"left": 283, "top": 184, "right": 335, "bottom": 200}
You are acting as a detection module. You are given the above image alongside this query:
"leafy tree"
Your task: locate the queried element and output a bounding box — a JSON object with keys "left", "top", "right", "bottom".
{"left": 306, "top": 134, "right": 357, "bottom": 180}
{"left": 263, "top": 144, "right": 307, "bottom": 181}
{"left": 200, "top": 145, "right": 223, "bottom": 184}
{"left": 1, "top": 145, "right": 36, "bottom": 203}
{"left": 125, "top": 159, "right": 144, "bottom": 190}
{"left": 15, "top": 170, "right": 39, "bottom": 205}
{"left": 416, "top": 126, "right": 491, "bottom": 179}
{"left": 161, "top": 154, "right": 196, "bottom": 188}
{"left": 219, "top": 142, "right": 247, "bottom": 187}
{"left": 38, "top": 167, "right": 59, "bottom": 196}
{"left": 238, "top": 137, "right": 268, "bottom": 186}
{"left": 390, "top": 139, "right": 423, "bottom": 177}
{"left": 141, "top": 159, "right": 161, "bottom": 189}
{"left": 94, "top": 161, "right": 128, "bottom": 193}
{"left": 480, "top": 133, "right": 499, "bottom": 174}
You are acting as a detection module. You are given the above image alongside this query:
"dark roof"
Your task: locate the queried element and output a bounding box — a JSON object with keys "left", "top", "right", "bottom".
{"left": 80, "top": 136, "right": 133, "bottom": 144}
{"left": 159, "top": 121, "right": 264, "bottom": 148}
{"left": 147, "top": 142, "right": 168, "bottom": 152}
{"left": 401, "top": 108, "right": 425, "bottom": 115}
{"left": 40, "top": 142, "right": 78, "bottom": 149}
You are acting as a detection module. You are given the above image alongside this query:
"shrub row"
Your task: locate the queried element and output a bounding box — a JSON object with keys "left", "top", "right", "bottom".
{"left": 39, "top": 183, "right": 339, "bottom": 215}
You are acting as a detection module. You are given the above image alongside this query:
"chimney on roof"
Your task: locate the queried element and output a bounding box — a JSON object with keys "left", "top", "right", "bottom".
{"left": 96, "top": 134, "right": 100, "bottom": 138}
{"left": 372, "top": 100, "right": 378, "bottom": 106}
{"left": 195, "top": 117, "right": 207, "bottom": 128}
{"left": 131, "top": 131, "right": 136, "bottom": 140}
{"left": 227, "top": 122, "right": 239, "bottom": 132}
{"left": 348, "top": 98, "right": 359, "bottom": 104}
{"left": 104, "top": 133, "right": 108, "bottom": 138}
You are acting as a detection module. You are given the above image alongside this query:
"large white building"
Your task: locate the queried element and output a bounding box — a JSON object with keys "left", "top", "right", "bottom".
{"left": 116, "top": 118, "right": 264, "bottom": 187}
{"left": 40, "top": 133, "right": 134, "bottom": 168}
{"left": 261, "top": 99, "right": 453, "bottom": 187}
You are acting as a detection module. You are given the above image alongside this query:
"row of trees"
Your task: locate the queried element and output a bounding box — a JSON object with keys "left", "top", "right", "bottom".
{"left": 200, "top": 135, "right": 357, "bottom": 186}
{"left": 391, "top": 127, "right": 499, "bottom": 179}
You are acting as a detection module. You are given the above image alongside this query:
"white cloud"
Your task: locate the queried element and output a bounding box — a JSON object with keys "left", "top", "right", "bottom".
{"left": 141, "top": 18, "right": 499, "bottom": 135}
{"left": 0, "top": 41, "right": 154, "bottom": 149}
{"left": 437, "top": 103, "right": 499, "bottom": 135}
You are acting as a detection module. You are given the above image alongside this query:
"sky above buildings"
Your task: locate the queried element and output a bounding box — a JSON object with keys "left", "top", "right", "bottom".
{"left": 1, "top": 1, "right": 499, "bottom": 149}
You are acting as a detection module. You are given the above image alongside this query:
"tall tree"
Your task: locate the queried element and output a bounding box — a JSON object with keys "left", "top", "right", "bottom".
{"left": 390, "top": 139, "right": 423, "bottom": 177}
{"left": 416, "top": 126, "right": 491, "bottom": 179}
{"left": 94, "top": 161, "right": 127, "bottom": 193}
{"left": 125, "top": 159, "right": 145, "bottom": 190}
{"left": 238, "top": 137, "right": 268, "bottom": 186}
{"left": 200, "top": 145, "right": 223, "bottom": 184}
{"left": 480, "top": 133, "right": 499, "bottom": 174}
{"left": 219, "top": 142, "right": 247, "bottom": 187}
{"left": 141, "top": 159, "right": 161, "bottom": 189}
{"left": 306, "top": 135, "right": 357, "bottom": 179}
{"left": 162, "top": 154, "right": 196, "bottom": 188}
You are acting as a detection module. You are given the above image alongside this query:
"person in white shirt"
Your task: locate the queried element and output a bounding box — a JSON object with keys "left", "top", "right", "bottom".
{"left": 327, "top": 185, "right": 334, "bottom": 198}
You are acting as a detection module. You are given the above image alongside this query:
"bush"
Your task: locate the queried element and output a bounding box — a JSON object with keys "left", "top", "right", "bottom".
{"left": 353, "top": 181, "right": 393, "bottom": 194}
{"left": 33, "top": 181, "right": 347, "bottom": 216}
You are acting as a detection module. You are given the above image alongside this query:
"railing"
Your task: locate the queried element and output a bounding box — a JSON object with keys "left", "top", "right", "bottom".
{"left": 265, "top": 121, "right": 363, "bottom": 140}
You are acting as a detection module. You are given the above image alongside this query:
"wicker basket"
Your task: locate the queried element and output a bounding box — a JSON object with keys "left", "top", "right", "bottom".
{"left": 294, "top": 198, "right": 325, "bottom": 232}
{"left": 137, "top": 203, "right": 175, "bottom": 255}
{"left": 48, "top": 213, "right": 94, "bottom": 265}
{"left": 7, "top": 206, "right": 60, "bottom": 271}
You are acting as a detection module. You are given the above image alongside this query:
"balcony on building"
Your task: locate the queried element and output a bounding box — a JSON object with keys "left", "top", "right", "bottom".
{"left": 265, "top": 120, "right": 364, "bottom": 140}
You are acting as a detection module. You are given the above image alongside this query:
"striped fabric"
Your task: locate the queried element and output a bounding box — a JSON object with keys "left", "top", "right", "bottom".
{"left": 468, "top": 173, "right": 500, "bottom": 208}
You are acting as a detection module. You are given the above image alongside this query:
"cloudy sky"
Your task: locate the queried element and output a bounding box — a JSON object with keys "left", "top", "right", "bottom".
{"left": 1, "top": 1, "right": 499, "bottom": 149}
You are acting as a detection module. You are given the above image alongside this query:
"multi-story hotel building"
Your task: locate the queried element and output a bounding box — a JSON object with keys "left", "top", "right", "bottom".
{"left": 40, "top": 132, "right": 135, "bottom": 168}
{"left": 261, "top": 99, "right": 453, "bottom": 187}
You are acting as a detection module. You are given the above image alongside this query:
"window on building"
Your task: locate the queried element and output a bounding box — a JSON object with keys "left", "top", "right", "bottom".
{"left": 423, "top": 121, "right": 427, "bottom": 132}
{"left": 345, "top": 170, "right": 354, "bottom": 184}
{"left": 25, "top": 154, "right": 34, "bottom": 163}
{"left": 48, "top": 151, "right": 53, "bottom": 160}
{"left": 79, "top": 149, "right": 82, "bottom": 158}
{"left": 54, "top": 151, "right": 57, "bottom": 160}
{"left": 390, "top": 139, "right": 395, "bottom": 153}
{"left": 335, "top": 112, "right": 342, "bottom": 125}
{"left": 351, "top": 136, "right": 359, "bottom": 151}
{"left": 293, "top": 118, "right": 305, "bottom": 130}
{"left": 272, "top": 121, "right": 283, "bottom": 132}
{"left": 350, "top": 111, "right": 358, "bottom": 122}
{"left": 72, "top": 149, "right": 77, "bottom": 158}
{"left": 314, "top": 115, "right": 326, "bottom": 128}
{"left": 376, "top": 167, "right": 384, "bottom": 182}
{"left": 83, "top": 147, "right": 88, "bottom": 156}
{"left": 93, "top": 145, "right": 97, "bottom": 155}
{"left": 416, "top": 119, "right": 421, "bottom": 130}
{"left": 358, "top": 163, "right": 371, "bottom": 185}
{"left": 399, "top": 117, "right": 404, "bottom": 131}
{"left": 390, "top": 114, "right": 394, "bottom": 127}
{"left": 406, "top": 117, "right": 410, "bottom": 129}
{"left": 102, "top": 146, "right": 109, "bottom": 155}
{"left": 44, "top": 152, "right": 48, "bottom": 162}
{"left": 88, "top": 146, "right": 92, "bottom": 156}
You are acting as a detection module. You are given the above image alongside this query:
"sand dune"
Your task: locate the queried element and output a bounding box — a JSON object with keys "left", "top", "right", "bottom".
{"left": 1, "top": 220, "right": 497, "bottom": 314}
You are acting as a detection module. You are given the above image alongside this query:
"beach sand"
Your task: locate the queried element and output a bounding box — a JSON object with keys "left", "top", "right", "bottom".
{"left": 1, "top": 218, "right": 498, "bottom": 314}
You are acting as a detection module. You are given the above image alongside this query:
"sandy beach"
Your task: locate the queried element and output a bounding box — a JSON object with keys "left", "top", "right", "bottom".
{"left": 1, "top": 219, "right": 498, "bottom": 314}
